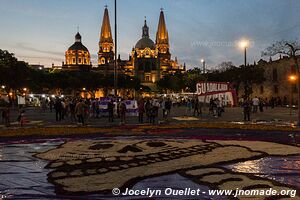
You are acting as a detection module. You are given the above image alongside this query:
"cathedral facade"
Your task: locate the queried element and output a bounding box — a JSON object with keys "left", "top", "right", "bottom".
{"left": 60, "top": 7, "right": 186, "bottom": 92}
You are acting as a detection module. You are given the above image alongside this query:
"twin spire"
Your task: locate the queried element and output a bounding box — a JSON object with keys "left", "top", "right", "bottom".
{"left": 100, "top": 7, "right": 113, "bottom": 44}
{"left": 156, "top": 10, "right": 169, "bottom": 46}
{"left": 99, "top": 6, "right": 169, "bottom": 51}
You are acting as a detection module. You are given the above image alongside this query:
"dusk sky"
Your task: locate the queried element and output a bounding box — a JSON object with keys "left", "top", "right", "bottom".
{"left": 1, "top": 0, "right": 300, "bottom": 69}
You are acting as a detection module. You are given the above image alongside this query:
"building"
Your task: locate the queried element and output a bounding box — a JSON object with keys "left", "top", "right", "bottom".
{"left": 97, "top": 7, "right": 186, "bottom": 91}
{"left": 52, "top": 6, "right": 186, "bottom": 96}
{"left": 63, "top": 32, "right": 92, "bottom": 71}
{"left": 246, "top": 56, "right": 300, "bottom": 104}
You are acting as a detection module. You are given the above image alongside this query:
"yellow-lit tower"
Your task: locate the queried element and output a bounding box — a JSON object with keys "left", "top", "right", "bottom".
{"left": 98, "top": 6, "right": 114, "bottom": 66}
{"left": 156, "top": 9, "right": 171, "bottom": 60}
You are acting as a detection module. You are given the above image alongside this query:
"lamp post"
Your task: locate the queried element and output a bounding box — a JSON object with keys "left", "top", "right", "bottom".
{"left": 201, "top": 59, "right": 207, "bottom": 111}
{"left": 289, "top": 75, "right": 297, "bottom": 115}
{"left": 239, "top": 39, "right": 249, "bottom": 98}
{"left": 114, "top": 0, "right": 118, "bottom": 96}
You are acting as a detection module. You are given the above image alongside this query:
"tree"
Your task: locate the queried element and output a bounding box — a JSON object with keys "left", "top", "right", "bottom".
{"left": 262, "top": 40, "right": 300, "bottom": 125}
{"left": 157, "top": 72, "right": 186, "bottom": 93}
{"left": 0, "top": 50, "right": 32, "bottom": 104}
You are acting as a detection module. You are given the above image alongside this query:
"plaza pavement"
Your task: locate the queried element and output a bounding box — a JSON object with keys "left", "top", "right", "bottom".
{"left": 0, "top": 106, "right": 298, "bottom": 129}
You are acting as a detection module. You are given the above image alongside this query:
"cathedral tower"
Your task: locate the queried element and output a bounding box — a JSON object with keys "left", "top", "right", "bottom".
{"left": 156, "top": 9, "right": 171, "bottom": 60}
{"left": 98, "top": 7, "right": 114, "bottom": 66}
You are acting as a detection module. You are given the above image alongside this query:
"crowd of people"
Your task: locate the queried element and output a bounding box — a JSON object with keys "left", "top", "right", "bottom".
{"left": 240, "top": 96, "right": 287, "bottom": 121}
{"left": 47, "top": 97, "right": 175, "bottom": 125}
{"left": 0, "top": 94, "right": 295, "bottom": 127}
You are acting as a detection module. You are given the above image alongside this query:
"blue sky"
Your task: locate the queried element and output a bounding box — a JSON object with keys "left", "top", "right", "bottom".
{"left": 1, "top": 0, "right": 300, "bottom": 69}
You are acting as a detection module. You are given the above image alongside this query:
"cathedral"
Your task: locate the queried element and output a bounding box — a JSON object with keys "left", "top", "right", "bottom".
{"left": 62, "top": 7, "right": 186, "bottom": 91}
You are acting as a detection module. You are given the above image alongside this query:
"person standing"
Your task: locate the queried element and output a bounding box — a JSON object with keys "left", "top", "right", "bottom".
{"left": 54, "top": 98, "right": 62, "bottom": 122}
{"left": 145, "top": 100, "right": 151, "bottom": 122}
{"left": 107, "top": 100, "right": 114, "bottom": 122}
{"left": 49, "top": 99, "right": 54, "bottom": 113}
{"left": 119, "top": 100, "right": 127, "bottom": 124}
{"left": 149, "top": 104, "right": 156, "bottom": 124}
{"left": 69, "top": 99, "right": 76, "bottom": 123}
{"left": 165, "top": 98, "right": 172, "bottom": 118}
{"left": 193, "top": 98, "right": 201, "bottom": 116}
{"left": 252, "top": 96, "right": 259, "bottom": 113}
{"left": 162, "top": 99, "right": 167, "bottom": 119}
{"left": 138, "top": 99, "right": 145, "bottom": 123}
{"left": 75, "top": 99, "right": 85, "bottom": 125}
{"left": 242, "top": 98, "right": 251, "bottom": 121}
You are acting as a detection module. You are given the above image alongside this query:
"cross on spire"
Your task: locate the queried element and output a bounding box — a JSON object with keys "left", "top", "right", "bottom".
{"left": 105, "top": 5, "right": 108, "bottom": 9}
{"left": 160, "top": 7, "right": 164, "bottom": 11}
{"left": 77, "top": 26, "right": 79, "bottom": 33}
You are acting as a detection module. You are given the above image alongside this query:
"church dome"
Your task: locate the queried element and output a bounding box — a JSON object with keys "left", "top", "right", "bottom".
{"left": 68, "top": 32, "right": 89, "bottom": 52}
{"left": 68, "top": 42, "right": 89, "bottom": 52}
{"left": 135, "top": 19, "right": 156, "bottom": 50}
{"left": 65, "top": 32, "right": 91, "bottom": 66}
{"left": 135, "top": 37, "right": 155, "bottom": 49}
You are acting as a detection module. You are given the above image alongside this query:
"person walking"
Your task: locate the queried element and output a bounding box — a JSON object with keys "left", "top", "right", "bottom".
{"left": 138, "top": 99, "right": 145, "bottom": 123}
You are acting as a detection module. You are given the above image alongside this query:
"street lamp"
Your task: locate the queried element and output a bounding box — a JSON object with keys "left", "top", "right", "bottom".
{"left": 239, "top": 39, "right": 249, "bottom": 68}
{"left": 239, "top": 39, "right": 250, "bottom": 98}
{"left": 289, "top": 75, "right": 297, "bottom": 115}
{"left": 201, "top": 59, "right": 207, "bottom": 111}
{"left": 114, "top": 0, "right": 118, "bottom": 96}
{"left": 201, "top": 59, "right": 205, "bottom": 73}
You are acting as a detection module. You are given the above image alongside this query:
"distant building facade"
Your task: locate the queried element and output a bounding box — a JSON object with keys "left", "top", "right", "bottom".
{"left": 242, "top": 56, "right": 300, "bottom": 104}
{"left": 55, "top": 7, "right": 186, "bottom": 92}
{"left": 63, "top": 32, "right": 91, "bottom": 71}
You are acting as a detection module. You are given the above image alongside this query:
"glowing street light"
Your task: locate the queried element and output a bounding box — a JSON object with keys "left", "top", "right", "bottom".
{"left": 83, "top": 88, "right": 86, "bottom": 91}
{"left": 23, "top": 88, "right": 27, "bottom": 92}
{"left": 1, "top": 85, "right": 5, "bottom": 89}
{"left": 239, "top": 39, "right": 249, "bottom": 49}
{"left": 289, "top": 75, "right": 297, "bottom": 115}
{"left": 239, "top": 39, "right": 249, "bottom": 67}
{"left": 289, "top": 75, "right": 297, "bottom": 82}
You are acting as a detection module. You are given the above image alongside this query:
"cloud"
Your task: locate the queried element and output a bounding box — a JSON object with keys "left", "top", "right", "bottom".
{"left": 15, "top": 43, "right": 62, "bottom": 56}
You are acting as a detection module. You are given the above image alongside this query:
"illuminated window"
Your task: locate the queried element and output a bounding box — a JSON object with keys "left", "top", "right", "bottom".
{"left": 101, "top": 57, "right": 105, "bottom": 64}
{"left": 78, "top": 58, "right": 82, "bottom": 64}
{"left": 72, "top": 58, "right": 75, "bottom": 64}
{"left": 145, "top": 75, "right": 150, "bottom": 82}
